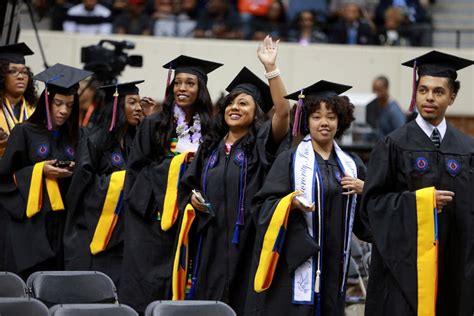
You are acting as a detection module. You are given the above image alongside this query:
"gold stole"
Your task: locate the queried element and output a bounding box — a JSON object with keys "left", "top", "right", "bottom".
{"left": 26, "top": 161, "right": 65, "bottom": 218}
{"left": 254, "top": 191, "right": 298, "bottom": 292}
{"left": 90, "top": 170, "right": 126, "bottom": 255}
{"left": 416, "top": 187, "right": 438, "bottom": 316}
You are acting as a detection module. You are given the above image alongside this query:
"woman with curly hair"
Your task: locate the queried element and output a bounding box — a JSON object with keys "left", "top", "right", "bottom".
{"left": 247, "top": 80, "right": 370, "bottom": 316}
{"left": 0, "top": 42, "right": 37, "bottom": 157}
{"left": 118, "top": 55, "right": 222, "bottom": 314}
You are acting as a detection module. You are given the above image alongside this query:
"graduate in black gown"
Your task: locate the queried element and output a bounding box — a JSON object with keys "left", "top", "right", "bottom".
{"left": 64, "top": 81, "right": 144, "bottom": 286}
{"left": 119, "top": 56, "right": 222, "bottom": 313}
{"left": 173, "top": 36, "right": 291, "bottom": 315}
{"left": 361, "top": 51, "right": 474, "bottom": 316}
{"left": 247, "top": 81, "right": 369, "bottom": 316}
{"left": 0, "top": 42, "right": 36, "bottom": 273}
{"left": 0, "top": 64, "right": 91, "bottom": 278}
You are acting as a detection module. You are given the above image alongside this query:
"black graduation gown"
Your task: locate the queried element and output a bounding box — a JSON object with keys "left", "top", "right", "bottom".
{"left": 118, "top": 113, "right": 180, "bottom": 313}
{"left": 64, "top": 130, "right": 134, "bottom": 286}
{"left": 178, "top": 121, "right": 290, "bottom": 316}
{"left": 361, "top": 120, "right": 474, "bottom": 316}
{"left": 246, "top": 147, "right": 368, "bottom": 316}
{"left": 0, "top": 122, "right": 75, "bottom": 276}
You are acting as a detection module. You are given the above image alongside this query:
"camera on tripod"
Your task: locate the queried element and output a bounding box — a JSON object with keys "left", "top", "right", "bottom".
{"left": 81, "top": 40, "right": 143, "bottom": 85}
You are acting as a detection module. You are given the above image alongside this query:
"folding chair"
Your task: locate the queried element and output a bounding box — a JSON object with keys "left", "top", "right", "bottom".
{"left": 26, "top": 271, "right": 117, "bottom": 307}
{"left": 50, "top": 303, "right": 138, "bottom": 316}
{"left": 0, "top": 271, "right": 27, "bottom": 297}
{"left": 0, "top": 297, "right": 49, "bottom": 316}
{"left": 145, "top": 300, "right": 236, "bottom": 316}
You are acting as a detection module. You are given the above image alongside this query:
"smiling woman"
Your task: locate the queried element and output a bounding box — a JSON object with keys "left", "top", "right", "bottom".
{"left": 174, "top": 36, "right": 291, "bottom": 315}
{"left": 119, "top": 55, "right": 222, "bottom": 313}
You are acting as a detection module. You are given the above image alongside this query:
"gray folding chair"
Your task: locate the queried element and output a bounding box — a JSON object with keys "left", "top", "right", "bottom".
{"left": 0, "top": 297, "right": 49, "bottom": 316}
{"left": 0, "top": 271, "right": 27, "bottom": 297}
{"left": 27, "top": 271, "right": 117, "bottom": 307}
{"left": 145, "top": 300, "right": 236, "bottom": 316}
{"left": 50, "top": 303, "right": 138, "bottom": 316}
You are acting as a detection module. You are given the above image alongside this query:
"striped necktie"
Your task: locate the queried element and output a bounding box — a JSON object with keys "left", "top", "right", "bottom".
{"left": 431, "top": 128, "right": 441, "bottom": 148}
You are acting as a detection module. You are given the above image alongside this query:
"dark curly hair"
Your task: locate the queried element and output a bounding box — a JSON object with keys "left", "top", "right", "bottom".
{"left": 0, "top": 62, "right": 37, "bottom": 106}
{"left": 154, "top": 75, "right": 218, "bottom": 159}
{"left": 28, "top": 89, "right": 80, "bottom": 147}
{"left": 200, "top": 90, "right": 267, "bottom": 156}
{"left": 302, "top": 95, "right": 355, "bottom": 139}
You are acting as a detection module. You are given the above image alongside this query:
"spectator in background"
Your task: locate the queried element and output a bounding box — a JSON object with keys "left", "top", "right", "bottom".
{"left": 194, "top": 0, "right": 243, "bottom": 39}
{"left": 63, "top": 0, "right": 113, "bottom": 34}
{"left": 153, "top": 0, "right": 197, "bottom": 37}
{"left": 329, "top": 1, "right": 376, "bottom": 45}
{"left": 238, "top": 0, "right": 273, "bottom": 39}
{"left": 250, "top": 0, "right": 288, "bottom": 41}
{"left": 114, "top": 0, "right": 153, "bottom": 35}
{"left": 286, "top": 0, "right": 328, "bottom": 23}
{"left": 365, "top": 75, "right": 405, "bottom": 138}
{"left": 377, "top": 6, "right": 411, "bottom": 46}
{"left": 288, "top": 9, "right": 327, "bottom": 45}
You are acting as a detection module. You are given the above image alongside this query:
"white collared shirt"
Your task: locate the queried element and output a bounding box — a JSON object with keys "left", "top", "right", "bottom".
{"left": 415, "top": 114, "right": 447, "bottom": 141}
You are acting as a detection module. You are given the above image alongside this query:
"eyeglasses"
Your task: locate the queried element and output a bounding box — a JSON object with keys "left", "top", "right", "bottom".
{"left": 7, "top": 69, "right": 30, "bottom": 77}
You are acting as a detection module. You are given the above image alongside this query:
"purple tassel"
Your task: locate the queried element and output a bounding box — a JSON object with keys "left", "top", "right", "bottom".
{"left": 165, "top": 65, "right": 173, "bottom": 100}
{"left": 109, "top": 86, "right": 119, "bottom": 131}
{"left": 45, "top": 87, "right": 53, "bottom": 131}
{"left": 409, "top": 60, "right": 417, "bottom": 112}
{"left": 232, "top": 225, "right": 241, "bottom": 245}
{"left": 292, "top": 90, "right": 305, "bottom": 136}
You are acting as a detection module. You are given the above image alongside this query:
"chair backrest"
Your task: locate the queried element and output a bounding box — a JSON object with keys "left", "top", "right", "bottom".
{"left": 145, "top": 300, "right": 236, "bottom": 316}
{"left": 26, "top": 271, "right": 117, "bottom": 307}
{"left": 0, "top": 271, "right": 27, "bottom": 297}
{"left": 50, "top": 303, "right": 138, "bottom": 316}
{"left": 0, "top": 297, "right": 49, "bottom": 316}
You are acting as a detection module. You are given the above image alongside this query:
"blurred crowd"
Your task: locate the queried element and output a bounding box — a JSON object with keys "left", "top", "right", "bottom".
{"left": 31, "top": 0, "right": 434, "bottom": 46}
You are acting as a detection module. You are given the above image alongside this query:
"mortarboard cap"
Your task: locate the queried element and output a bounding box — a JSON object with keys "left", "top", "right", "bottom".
{"left": 99, "top": 80, "right": 144, "bottom": 131}
{"left": 162, "top": 55, "right": 223, "bottom": 83}
{"left": 100, "top": 80, "right": 144, "bottom": 97}
{"left": 401, "top": 50, "right": 473, "bottom": 111}
{"left": 402, "top": 50, "right": 473, "bottom": 81}
{"left": 285, "top": 80, "right": 352, "bottom": 136}
{"left": 0, "top": 42, "right": 34, "bottom": 64}
{"left": 34, "top": 63, "right": 93, "bottom": 95}
{"left": 34, "top": 63, "right": 93, "bottom": 130}
{"left": 225, "top": 67, "right": 273, "bottom": 113}
{"left": 284, "top": 80, "right": 352, "bottom": 101}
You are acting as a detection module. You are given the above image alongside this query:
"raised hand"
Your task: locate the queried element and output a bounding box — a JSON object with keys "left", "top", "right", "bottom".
{"left": 257, "top": 35, "right": 280, "bottom": 71}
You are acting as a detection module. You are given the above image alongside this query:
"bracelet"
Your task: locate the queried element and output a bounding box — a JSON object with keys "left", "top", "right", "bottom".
{"left": 264, "top": 67, "right": 280, "bottom": 80}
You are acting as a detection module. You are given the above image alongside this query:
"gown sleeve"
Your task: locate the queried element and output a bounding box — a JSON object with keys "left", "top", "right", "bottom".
{"left": 350, "top": 153, "right": 372, "bottom": 242}
{"left": 360, "top": 137, "right": 422, "bottom": 310}
{"left": 255, "top": 120, "right": 291, "bottom": 172}
{"left": 252, "top": 150, "right": 319, "bottom": 292}
{"left": 0, "top": 125, "right": 33, "bottom": 220}
{"left": 124, "top": 115, "right": 161, "bottom": 219}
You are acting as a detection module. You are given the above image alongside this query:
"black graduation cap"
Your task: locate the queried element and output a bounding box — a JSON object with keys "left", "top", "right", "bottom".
{"left": 34, "top": 63, "right": 92, "bottom": 130}
{"left": 34, "top": 63, "right": 93, "bottom": 95}
{"left": 285, "top": 80, "right": 352, "bottom": 101}
{"left": 225, "top": 67, "right": 273, "bottom": 113}
{"left": 0, "top": 42, "right": 34, "bottom": 64}
{"left": 402, "top": 50, "right": 473, "bottom": 80}
{"left": 402, "top": 50, "right": 473, "bottom": 111}
{"left": 99, "top": 80, "right": 145, "bottom": 131}
{"left": 100, "top": 80, "right": 144, "bottom": 97}
{"left": 162, "top": 55, "right": 223, "bottom": 83}
{"left": 285, "top": 80, "right": 352, "bottom": 136}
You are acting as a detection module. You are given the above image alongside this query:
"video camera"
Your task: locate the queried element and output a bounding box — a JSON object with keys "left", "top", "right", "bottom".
{"left": 81, "top": 40, "right": 143, "bottom": 85}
